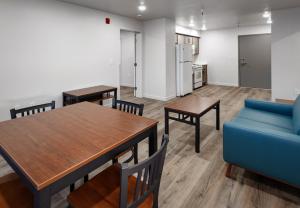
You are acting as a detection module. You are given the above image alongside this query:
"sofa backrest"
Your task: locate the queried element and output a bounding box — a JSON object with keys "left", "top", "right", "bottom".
{"left": 293, "top": 95, "right": 300, "bottom": 135}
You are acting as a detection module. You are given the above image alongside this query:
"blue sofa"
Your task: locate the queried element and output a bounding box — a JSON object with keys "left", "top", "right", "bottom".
{"left": 223, "top": 95, "right": 300, "bottom": 187}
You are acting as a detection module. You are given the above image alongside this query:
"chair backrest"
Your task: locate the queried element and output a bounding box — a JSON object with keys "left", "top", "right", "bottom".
{"left": 10, "top": 101, "right": 56, "bottom": 119}
{"left": 112, "top": 99, "right": 144, "bottom": 116}
{"left": 119, "top": 134, "right": 169, "bottom": 208}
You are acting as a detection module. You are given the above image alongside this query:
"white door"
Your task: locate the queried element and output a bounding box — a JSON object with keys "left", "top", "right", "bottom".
{"left": 135, "top": 33, "right": 143, "bottom": 98}
{"left": 119, "top": 31, "right": 143, "bottom": 98}
{"left": 120, "top": 31, "right": 135, "bottom": 88}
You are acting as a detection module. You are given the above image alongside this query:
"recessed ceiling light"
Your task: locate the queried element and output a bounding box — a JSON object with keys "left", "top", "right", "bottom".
{"left": 138, "top": 3, "right": 147, "bottom": 12}
{"left": 189, "top": 22, "right": 195, "bottom": 27}
{"left": 267, "top": 17, "right": 273, "bottom": 24}
{"left": 201, "top": 24, "right": 207, "bottom": 31}
{"left": 263, "top": 11, "right": 271, "bottom": 18}
{"left": 137, "top": 14, "right": 142, "bottom": 17}
{"left": 200, "top": 9, "right": 207, "bottom": 31}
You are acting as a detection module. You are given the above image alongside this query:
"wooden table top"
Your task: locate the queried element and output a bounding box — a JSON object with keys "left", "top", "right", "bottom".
{"left": 0, "top": 102, "right": 157, "bottom": 190}
{"left": 63, "top": 85, "right": 117, "bottom": 97}
{"left": 165, "top": 95, "right": 220, "bottom": 116}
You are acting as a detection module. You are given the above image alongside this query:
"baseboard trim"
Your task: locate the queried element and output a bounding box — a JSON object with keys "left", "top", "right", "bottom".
{"left": 143, "top": 93, "right": 176, "bottom": 101}
{"left": 208, "top": 82, "right": 238, "bottom": 87}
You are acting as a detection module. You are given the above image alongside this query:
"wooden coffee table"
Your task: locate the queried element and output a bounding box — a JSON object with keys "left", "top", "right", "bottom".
{"left": 164, "top": 95, "right": 220, "bottom": 153}
{"left": 63, "top": 85, "right": 118, "bottom": 106}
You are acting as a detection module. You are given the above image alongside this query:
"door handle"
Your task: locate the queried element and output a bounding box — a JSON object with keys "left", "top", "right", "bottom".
{"left": 240, "top": 58, "right": 247, "bottom": 65}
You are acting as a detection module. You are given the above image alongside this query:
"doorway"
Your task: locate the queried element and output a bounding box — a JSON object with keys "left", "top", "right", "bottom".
{"left": 238, "top": 34, "right": 271, "bottom": 89}
{"left": 120, "top": 30, "right": 142, "bottom": 98}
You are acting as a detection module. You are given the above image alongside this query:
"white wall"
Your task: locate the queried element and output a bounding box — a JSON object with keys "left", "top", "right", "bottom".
{"left": 143, "top": 18, "right": 176, "bottom": 101}
{"left": 120, "top": 31, "right": 135, "bottom": 87}
{"left": 165, "top": 19, "right": 176, "bottom": 100}
{"left": 0, "top": 0, "right": 142, "bottom": 121}
{"left": 197, "top": 25, "right": 271, "bottom": 86}
{"left": 272, "top": 7, "right": 300, "bottom": 100}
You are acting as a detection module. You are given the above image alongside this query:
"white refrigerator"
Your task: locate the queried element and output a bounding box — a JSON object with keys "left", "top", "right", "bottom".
{"left": 176, "top": 44, "right": 193, "bottom": 96}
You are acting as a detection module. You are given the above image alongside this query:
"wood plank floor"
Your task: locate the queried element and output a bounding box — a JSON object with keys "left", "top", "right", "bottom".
{"left": 1, "top": 85, "right": 300, "bottom": 208}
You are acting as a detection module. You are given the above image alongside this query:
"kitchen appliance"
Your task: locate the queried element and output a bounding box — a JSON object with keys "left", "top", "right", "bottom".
{"left": 193, "top": 64, "right": 203, "bottom": 89}
{"left": 176, "top": 44, "right": 193, "bottom": 96}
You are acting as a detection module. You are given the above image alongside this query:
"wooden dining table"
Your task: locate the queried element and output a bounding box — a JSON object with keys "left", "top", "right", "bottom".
{"left": 0, "top": 102, "right": 158, "bottom": 208}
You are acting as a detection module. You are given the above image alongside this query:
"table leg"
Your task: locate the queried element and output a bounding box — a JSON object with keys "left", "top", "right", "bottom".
{"left": 216, "top": 103, "right": 220, "bottom": 130}
{"left": 63, "top": 95, "right": 66, "bottom": 107}
{"left": 149, "top": 125, "right": 158, "bottom": 156}
{"left": 84, "top": 175, "right": 89, "bottom": 183}
{"left": 195, "top": 117, "right": 200, "bottom": 153}
{"left": 99, "top": 93, "right": 103, "bottom": 105}
{"left": 70, "top": 184, "right": 75, "bottom": 192}
{"left": 34, "top": 188, "right": 51, "bottom": 208}
{"left": 114, "top": 89, "right": 118, "bottom": 99}
{"left": 165, "top": 109, "right": 169, "bottom": 135}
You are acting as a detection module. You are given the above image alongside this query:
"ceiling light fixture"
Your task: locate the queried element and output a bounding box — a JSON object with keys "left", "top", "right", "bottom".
{"left": 267, "top": 17, "right": 273, "bottom": 24}
{"left": 263, "top": 11, "right": 271, "bottom": 18}
{"left": 138, "top": 2, "right": 147, "bottom": 12}
{"left": 200, "top": 9, "right": 207, "bottom": 31}
{"left": 201, "top": 24, "right": 207, "bottom": 31}
{"left": 189, "top": 23, "right": 195, "bottom": 27}
{"left": 189, "top": 20, "right": 195, "bottom": 27}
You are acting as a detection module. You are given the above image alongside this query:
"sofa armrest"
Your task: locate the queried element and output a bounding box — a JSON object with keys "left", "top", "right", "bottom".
{"left": 245, "top": 99, "right": 293, "bottom": 116}
{"left": 223, "top": 122, "right": 300, "bottom": 186}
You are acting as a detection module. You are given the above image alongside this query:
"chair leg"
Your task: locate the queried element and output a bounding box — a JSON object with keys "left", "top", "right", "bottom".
{"left": 153, "top": 189, "right": 159, "bottom": 208}
{"left": 133, "top": 144, "right": 138, "bottom": 164}
{"left": 226, "top": 164, "right": 233, "bottom": 178}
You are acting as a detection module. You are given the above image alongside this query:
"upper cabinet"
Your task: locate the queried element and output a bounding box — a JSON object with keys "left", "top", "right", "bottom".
{"left": 177, "top": 34, "right": 185, "bottom": 45}
{"left": 192, "top": 37, "right": 199, "bottom": 55}
{"left": 176, "top": 34, "right": 200, "bottom": 55}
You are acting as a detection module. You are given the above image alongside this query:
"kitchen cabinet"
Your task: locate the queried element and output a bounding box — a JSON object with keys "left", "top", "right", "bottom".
{"left": 177, "top": 34, "right": 185, "bottom": 44}
{"left": 185, "top": 36, "right": 193, "bottom": 44}
{"left": 193, "top": 37, "right": 199, "bottom": 55}
{"left": 176, "top": 34, "right": 200, "bottom": 55}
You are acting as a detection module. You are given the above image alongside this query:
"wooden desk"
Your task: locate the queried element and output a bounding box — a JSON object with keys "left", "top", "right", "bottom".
{"left": 0, "top": 102, "right": 158, "bottom": 208}
{"left": 63, "top": 85, "right": 118, "bottom": 106}
{"left": 164, "top": 95, "right": 220, "bottom": 153}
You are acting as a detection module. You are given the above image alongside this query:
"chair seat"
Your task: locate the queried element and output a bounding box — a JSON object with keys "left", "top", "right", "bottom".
{"left": 68, "top": 165, "right": 153, "bottom": 208}
{"left": 0, "top": 173, "right": 33, "bottom": 208}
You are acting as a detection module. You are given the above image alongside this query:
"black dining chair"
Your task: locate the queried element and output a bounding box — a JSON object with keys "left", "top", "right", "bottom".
{"left": 112, "top": 99, "right": 145, "bottom": 164}
{"left": 71, "top": 99, "right": 145, "bottom": 192}
{"left": 10, "top": 101, "right": 56, "bottom": 119}
{"left": 112, "top": 99, "right": 144, "bottom": 116}
{"left": 68, "top": 134, "right": 169, "bottom": 208}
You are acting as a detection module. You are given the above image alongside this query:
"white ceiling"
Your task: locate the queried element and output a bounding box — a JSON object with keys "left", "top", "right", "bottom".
{"left": 61, "top": 0, "right": 300, "bottom": 30}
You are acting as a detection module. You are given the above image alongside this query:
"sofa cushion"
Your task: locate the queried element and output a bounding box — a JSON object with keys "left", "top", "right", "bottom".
{"left": 293, "top": 95, "right": 300, "bottom": 135}
{"left": 238, "top": 108, "right": 294, "bottom": 131}
{"left": 233, "top": 117, "right": 294, "bottom": 134}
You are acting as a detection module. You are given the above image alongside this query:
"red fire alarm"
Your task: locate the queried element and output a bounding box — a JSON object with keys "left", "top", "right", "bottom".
{"left": 105, "top": 17, "right": 111, "bottom": 24}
